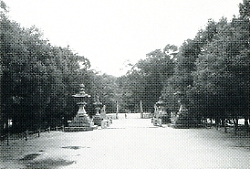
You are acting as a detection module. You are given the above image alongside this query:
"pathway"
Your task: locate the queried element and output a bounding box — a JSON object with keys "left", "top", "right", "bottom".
{"left": 0, "top": 113, "right": 249, "bottom": 168}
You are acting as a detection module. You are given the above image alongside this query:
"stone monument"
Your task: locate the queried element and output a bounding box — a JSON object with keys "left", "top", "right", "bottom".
{"left": 152, "top": 97, "right": 170, "bottom": 126}
{"left": 172, "top": 91, "right": 198, "bottom": 128}
{"left": 93, "top": 96, "right": 103, "bottom": 126}
{"left": 93, "top": 96, "right": 111, "bottom": 128}
{"left": 64, "top": 84, "right": 96, "bottom": 132}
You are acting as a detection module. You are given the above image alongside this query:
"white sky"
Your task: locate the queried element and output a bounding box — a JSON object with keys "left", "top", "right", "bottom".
{"left": 5, "top": 0, "right": 242, "bottom": 77}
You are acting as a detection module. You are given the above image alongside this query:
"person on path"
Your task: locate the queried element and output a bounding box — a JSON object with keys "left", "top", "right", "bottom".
{"left": 125, "top": 113, "right": 127, "bottom": 119}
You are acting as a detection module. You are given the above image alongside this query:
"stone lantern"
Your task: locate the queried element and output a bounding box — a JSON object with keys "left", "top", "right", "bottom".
{"left": 152, "top": 96, "right": 170, "bottom": 126}
{"left": 65, "top": 84, "right": 95, "bottom": 131}
{"left": 155, "top": 97, "right": 166, "bottom": 114}
{"left": 173, "top": 90, "right": 197, "bottom": 128}
{"left": 93, "top": 96, "right": 104, "bottom": 126}
{"left": 93, "top": 96, "right": 102, "bottom": 115}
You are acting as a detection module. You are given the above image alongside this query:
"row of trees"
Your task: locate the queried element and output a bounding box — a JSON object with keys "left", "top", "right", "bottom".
{"left": 0, "top": 1, "right": 122, "bottom": 134}
{"left": 119, "top": 0, "right": 249, "bottom": 127}
{"left": 0, "top": 0, "right": 249, "bottom": 135}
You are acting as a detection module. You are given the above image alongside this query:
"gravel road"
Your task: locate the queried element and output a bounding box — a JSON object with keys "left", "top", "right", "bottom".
{"left": 1, "top": 113, "right": 249, "bottom": 169}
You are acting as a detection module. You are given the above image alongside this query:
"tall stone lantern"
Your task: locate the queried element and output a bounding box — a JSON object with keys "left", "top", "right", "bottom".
{"left": 155, "top": 97, "right": 166, "bottom": 114}
{"left": 65, "top": 84, "right": 95, "bottom": 131}
{"left": 152, "top": 96, "right": 170, "bottom": 126}
{"left": 72, "top": 84, "right": 91, "bottom": 116}
{"left": 173, "top": 90, "right": 197, "bottom": 127}
{"left": 93, "top": 96, "right": 102, "bottom": 115}
{"left": 93, "top": 96, "right": 104, "bottom": 126}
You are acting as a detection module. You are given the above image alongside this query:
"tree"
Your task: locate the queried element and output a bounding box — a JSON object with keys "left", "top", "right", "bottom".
{"left": 239, "top": 0, "right": 250, "bottom": 19}
{"left": 0, "top": 0, "right": 8, "bottom": 136}
{"left": 0, "top": 5, "right": 93, "bottom": 133}
{"left": 193, "top": 17, "right": 249, "bottom": 129}
{"left": 123, "top": 45, "right": 176, "bottom": 112}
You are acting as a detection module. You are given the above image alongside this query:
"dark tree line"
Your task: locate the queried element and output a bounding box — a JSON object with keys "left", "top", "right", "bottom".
{"left": 0, "top": 0, "right": 249, "bottom": 136}
{"left": 119, "top": 0, "right": 249, "bottom": 128}
{"left": 0, "top": 1, "right": 121, "bottom": 135}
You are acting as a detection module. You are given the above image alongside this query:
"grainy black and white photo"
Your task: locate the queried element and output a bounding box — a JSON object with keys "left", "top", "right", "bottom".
{"left": 0, "top": 0, "right": 249, "bottom": 168}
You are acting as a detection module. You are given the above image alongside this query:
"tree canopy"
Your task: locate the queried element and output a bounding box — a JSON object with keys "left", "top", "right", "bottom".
{"left": 121, "top": 1, "right": 249, "bottom": 127}
{"left": 1, "top": 0, "right": 249, "bottom": 135}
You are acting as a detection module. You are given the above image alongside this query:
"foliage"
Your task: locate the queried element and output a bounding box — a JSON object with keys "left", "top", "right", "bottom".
{"left": 120, "top": 45, "right": 177, "bottom": 112}
{"left": 192, "top": 17, "right": 249, "bottom": 122}
{"left": 122, "top": 0, "right": 249, "bottom": 127}
{"left": 89, "top": 73, "right": 119, "bottom": 115}
{"left": 0, "top": 7, "right": 91, "bottom": 132}
{"left": 1, "top": 0, "right": 249, "bottom": 134}
{"left": 239, "top": 0, "right": 250, "bottom": 19}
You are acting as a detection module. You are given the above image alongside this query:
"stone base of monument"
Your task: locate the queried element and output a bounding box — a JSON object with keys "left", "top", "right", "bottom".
{"left": 65, "top": 112, "right": 98, "bottom": 132}
{"left": 171, "top": 111, "right": 199, "bottom": 128}
{"left": 152, "top": 115, "right": 171, "bottom": 126}
{"left": 93, "top": 114, "right": 103, "bottom": 126}
{"left": 93, "top": 113, "right": 112, "bottom": 129}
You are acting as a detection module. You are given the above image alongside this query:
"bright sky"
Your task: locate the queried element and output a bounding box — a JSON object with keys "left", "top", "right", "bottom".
{"left": 5, "top": 0, "right": 242, "bottom": 77}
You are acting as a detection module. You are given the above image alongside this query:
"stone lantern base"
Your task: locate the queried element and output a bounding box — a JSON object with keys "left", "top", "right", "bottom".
{"left": 64, "top": 112, "right": 97, "bottom": 132}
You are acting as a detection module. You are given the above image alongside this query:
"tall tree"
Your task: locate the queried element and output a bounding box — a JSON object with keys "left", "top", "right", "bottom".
{"left": 0, "top": 0, "right": 8, "bottom": 135}
{"left": 239, "top": 0, "right": 250, "bottom": 19}
{"left": 123, "top": 45, "right": 176, "bottom": 112}
{"left": 0, "top": 6, "right": 93, "bottom": 132}
{"left": 193, "top": 17, "right": 249, "bottom": 127}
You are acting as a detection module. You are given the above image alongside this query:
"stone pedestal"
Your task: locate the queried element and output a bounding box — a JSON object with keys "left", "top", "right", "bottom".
{"left": 172, "top": 104, "right": 198, "bottom": 128}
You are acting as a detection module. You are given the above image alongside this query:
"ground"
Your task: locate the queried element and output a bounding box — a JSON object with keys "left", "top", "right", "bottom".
{"left": 0, "top": 113, "right": 249, "bottom": 169}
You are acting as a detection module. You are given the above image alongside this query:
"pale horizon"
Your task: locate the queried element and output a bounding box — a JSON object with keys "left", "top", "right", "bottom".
{"left": 5, "top": 0, "right": 242, "bottom": 76}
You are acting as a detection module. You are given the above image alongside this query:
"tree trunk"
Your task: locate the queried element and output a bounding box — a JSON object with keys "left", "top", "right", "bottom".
{"left": 222, "top": 118, "right": 227, "bottom": 133}
{"left": 140, "top": 100, "right": 143, "bottom": 118}
{"left": 0, "top": 70, "right": 1, "bottom": 138}
{"left": 116, "top": 101, "right": 119, "bottom": 119}
{"left": 244, "top": 117, "right": 249, "bottom": 132}
{"left": 215, "top": 118, "right": 219, "bottom": 130}
{"left": 233, "top": 117, "right": 238, "bottom": 135}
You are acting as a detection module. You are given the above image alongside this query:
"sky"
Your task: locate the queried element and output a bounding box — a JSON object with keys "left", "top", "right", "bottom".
{"left": 5, "top": 0, "right": 242, "bottom": 77}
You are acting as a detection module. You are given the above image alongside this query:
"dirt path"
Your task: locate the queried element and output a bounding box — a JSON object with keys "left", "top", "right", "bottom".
{"left": 1, "top": 113, "right": 249, "bottom": 168}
